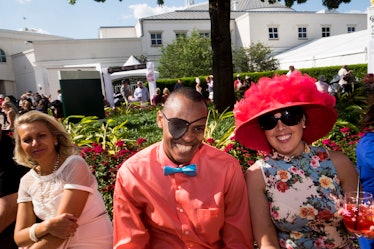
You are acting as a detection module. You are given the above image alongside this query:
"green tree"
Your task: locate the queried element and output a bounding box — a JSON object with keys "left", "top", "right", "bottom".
{"left": 157, "top": 30, "right": 212, "bottom": 78}
{"left": 233, "top": 42, "right": 279, "bottom": 73}
{"left": 69, "top": 0, "right": 352, "bottom": 112}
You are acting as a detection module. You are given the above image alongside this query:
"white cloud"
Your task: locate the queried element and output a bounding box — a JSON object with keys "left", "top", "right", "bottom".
{"left": 128, "top": 3, "right": 184, "bottom": 19}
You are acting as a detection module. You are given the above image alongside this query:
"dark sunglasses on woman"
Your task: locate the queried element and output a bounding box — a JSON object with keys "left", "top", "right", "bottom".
{"left": 258, "top": 106, "right": 304, "bottom": 130}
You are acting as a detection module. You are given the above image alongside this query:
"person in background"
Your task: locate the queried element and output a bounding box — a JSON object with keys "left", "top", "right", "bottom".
{"left": 151, "top": 87, "right": 163, "bottom": 106}
{"left": 162, "top": 87, "right": 170, "bottom": 103}
{"left": 234, "top": 74, "right": 242, "bottom": 91}
{"left": 363, "top": 73, "right": 374, "bottom": 95}
{"left": 2, "top": 101, "right": 18, "bottom": 130}
{"left": 328, "top": 75, "right": 341, "bottom": 97}
{"left": 0, "top": 94, "right": 6, "bottom": 125}
{"left": 174, "top": 78, "right": 183, "bottom": 90}
{"left": 195, "top": 77, "right": 202, "bottom": 94}
{"left": 0, "top": 124, "right": 29, "bottom": 249}
{"left": 233, "top": 72, "right": 358, "bottom": 248}
{"left": 286, "top": 65, "right": 298, "bottom": 77}
{"left": 240, "top": 75, "right": 252, "bottom": 91}
{"left": 113, "top": 87, "right": 253, "bottom": 249}
{"left": 57, "top": 89, "right": 62, "bottom": 103}
{"left": 120, "top": 79, "right": 131, "bottom": 102}
{"left": 19, "top": 100, "right": 33, "bottom": 115}
{"left": 356, "top": 96, "right": 374, "bottom": 249}
{"left": 338, "top": 65, "right": 352, "bottom": 93}
{"left": 206, "top": 75, "right": 214, "bottom": 102}
{"left": 133, "top": 81, "right": 150, "bottom": 104}
{"left": 13, "top": 111, "right": 113, "bottom": 249}
{"left": 315, "top": 75, "right": 329, "bottom": 93}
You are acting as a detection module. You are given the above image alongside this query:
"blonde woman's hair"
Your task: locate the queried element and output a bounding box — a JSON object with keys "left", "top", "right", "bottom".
{"left": 14, "top": 110, "right": 79, "bottom": 167}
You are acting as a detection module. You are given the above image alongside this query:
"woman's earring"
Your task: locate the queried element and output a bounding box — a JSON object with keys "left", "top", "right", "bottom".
{"left": 55, "top": 141, "right": 58, "bottom": 146}
{"left": 303, "top": 125, "right": 306, "bottom": 129}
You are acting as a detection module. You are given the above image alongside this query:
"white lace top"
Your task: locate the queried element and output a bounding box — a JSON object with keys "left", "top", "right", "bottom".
{"left": 17, "top": 155, "right": 113, "bottom": 248}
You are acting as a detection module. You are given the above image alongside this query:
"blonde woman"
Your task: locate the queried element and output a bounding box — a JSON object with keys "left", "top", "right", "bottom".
{"left": 13, "top": 111, "right": 112, "bottom": 249}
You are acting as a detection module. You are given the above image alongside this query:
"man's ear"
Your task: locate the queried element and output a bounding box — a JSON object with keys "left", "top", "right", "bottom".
{"left": 156, "top": 111, "right": 163, "bottom": 129}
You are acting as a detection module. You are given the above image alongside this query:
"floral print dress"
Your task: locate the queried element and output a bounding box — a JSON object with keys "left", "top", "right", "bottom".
{"left": 258, "top": 145, "right": 355, "bottom": 249}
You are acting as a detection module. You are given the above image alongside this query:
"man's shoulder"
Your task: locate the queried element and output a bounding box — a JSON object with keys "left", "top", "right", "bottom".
{"left": 124, "top": 142, "right": 160, "bottom": 162}
{"left": 201, "top": 143, "right": 238, "bottom": 161}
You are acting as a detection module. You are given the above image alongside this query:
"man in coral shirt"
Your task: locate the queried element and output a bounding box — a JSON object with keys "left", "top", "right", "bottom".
{"left": 113, "top": 87, "right": 253, "bottom": 249}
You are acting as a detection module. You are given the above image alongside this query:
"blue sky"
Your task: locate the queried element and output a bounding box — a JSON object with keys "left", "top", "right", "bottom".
{"left": 0, "top": 0, "right": 369, "bottom": 39}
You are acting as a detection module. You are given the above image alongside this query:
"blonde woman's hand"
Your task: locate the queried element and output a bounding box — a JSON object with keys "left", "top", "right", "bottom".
{"left": 45, "top": 213, "right": 78, "bottom": 239}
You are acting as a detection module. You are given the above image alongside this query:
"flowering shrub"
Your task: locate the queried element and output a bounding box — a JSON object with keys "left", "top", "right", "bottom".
{"left": 80, "top": 138, "right": 147, "bottom": 218}
{"left": 314, "top": 125, "right": 368, "bottom": 164}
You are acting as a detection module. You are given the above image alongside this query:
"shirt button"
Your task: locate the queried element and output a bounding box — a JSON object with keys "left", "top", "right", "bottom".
{"left": 180, "top": 208, "right": 184, "bottom": 213}
{"left": 184, "top": 230, "right": 189, "bottom": 235}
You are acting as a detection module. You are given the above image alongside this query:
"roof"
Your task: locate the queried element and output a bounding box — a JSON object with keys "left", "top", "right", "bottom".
{"left": 141, "top": 0, "right": 292, "bottom": 21}
{"left": 275, "top": 30, "right": 368, "bottom": 69}
{"left": 185, "top": 0, "right": 289, "bottom": 11}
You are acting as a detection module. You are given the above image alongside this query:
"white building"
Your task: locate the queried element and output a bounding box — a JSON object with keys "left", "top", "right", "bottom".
{"left": 0, "top": 0, "right": 367, "bottom": 102}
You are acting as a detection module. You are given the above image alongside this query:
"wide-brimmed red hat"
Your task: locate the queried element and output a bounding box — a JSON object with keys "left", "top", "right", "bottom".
{"left": 233, "top": 72, "right": 338, "bottom": 153}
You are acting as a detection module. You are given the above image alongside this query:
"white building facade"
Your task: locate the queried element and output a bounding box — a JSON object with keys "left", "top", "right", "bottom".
{"left": 0, "top": 0, "right": 368, "bottom": 101}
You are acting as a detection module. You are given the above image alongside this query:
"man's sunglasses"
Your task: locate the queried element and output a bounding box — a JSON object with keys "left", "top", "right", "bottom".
{"left": 161, "top": 111, "right": 207, "bottom": 139}
{"left": 258, "top": 107, "right": 304, "bottom": 130}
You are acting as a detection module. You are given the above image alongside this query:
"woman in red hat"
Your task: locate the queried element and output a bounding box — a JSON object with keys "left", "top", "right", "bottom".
{"left": 234, "top": 72, "right": 359, "bottom": 248}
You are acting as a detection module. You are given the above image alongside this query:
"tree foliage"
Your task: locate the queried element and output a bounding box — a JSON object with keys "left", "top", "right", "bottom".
{"left": 157, "top": 30, "right": 212, "bottom": 78}
{"left": 233, "top": 42, "right": 279, "bottom": 73}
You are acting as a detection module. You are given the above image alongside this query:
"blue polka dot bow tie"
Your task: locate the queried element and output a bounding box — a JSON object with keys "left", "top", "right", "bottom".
{"left": 163, "top": 164, "right": 197, "bottom": 176}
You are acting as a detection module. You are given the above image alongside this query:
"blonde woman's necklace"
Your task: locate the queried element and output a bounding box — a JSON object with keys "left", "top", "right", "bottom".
{"left": 36, "top": 153, "right": 60, "bottom": 215}
{"left": 36, "top": 154, "right": 60, "bottom": 176}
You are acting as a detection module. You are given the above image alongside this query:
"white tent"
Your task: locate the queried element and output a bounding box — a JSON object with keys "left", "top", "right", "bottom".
{"left": 102, "top": 56, "right": 159, "bottom": 106}
{"left": 123, "top": 55, "right": 141, "bottom": 66}
{"left": 275, "top": 30, "right": 368, "bottom": 70}
{"left": 110, "top": 55, "right": 159, "bottom": 81}
{"left": 110, "top": 68, "right": 159, "bottom": 81}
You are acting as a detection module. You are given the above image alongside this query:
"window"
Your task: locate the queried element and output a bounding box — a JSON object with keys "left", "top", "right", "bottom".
{"left": 0, "top": 49, "right": 6, "bottom": 63}
{"left": 322, "top": 27, "right": 330, "bottom": 37}
{"left": 348, "top": 26, "right": 356, "bottom": 33}
{"left": 268, "top": 27, "right": 278, "bottom": 40}
{"left": 298, "top": 27, "right": 307, "bottom": 39}
{"left": 150, "top": 33, "right": 162, "bottom": 46}
{"left": 199, "top": 32, "right": 210, "bottom": 38}
{"left": 175, "top": 32, "right": 187, "bottom": 39}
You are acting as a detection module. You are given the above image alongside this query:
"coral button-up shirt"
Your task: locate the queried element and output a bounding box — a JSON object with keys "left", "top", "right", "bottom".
{"left": 113, "top": 141, "right": 253, "bottom": 249}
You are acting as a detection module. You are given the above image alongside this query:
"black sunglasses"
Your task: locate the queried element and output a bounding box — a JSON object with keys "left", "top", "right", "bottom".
{"left": 258, "top": 107, "right": 304, "bottom": 130}
{"left": 161, "top": 111, "right": 207, "bottom": 139}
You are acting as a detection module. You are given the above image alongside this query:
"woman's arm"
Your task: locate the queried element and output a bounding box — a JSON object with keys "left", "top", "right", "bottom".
{"left": 15, "top": 158, "right": 91, "bottom": 249}
{"left": 245, "top": 162, "right": 280, "bottom": 249}
{"left": 0, "top": 193, "right": 18, "bottom": 233}
{"left": 329, "top": 150, "right": 358, "bottom": 193}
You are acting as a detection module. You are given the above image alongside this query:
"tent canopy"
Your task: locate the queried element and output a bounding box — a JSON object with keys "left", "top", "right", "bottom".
{"left": 275, "top": 30, "right": 367, "bottom": 69}
{"left": 123, "top": 55, "right": 141, "bottom": 66}
{"left": 110, "top": 68, "right": 159, "bottom": 81}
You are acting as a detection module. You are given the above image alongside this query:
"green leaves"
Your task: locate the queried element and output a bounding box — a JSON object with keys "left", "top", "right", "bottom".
{"left": 158, "top": 30, "right": 212, "bottom": 78}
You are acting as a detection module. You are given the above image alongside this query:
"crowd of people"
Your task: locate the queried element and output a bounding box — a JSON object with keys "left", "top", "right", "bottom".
{"left": 1, "top": 90, "right": 64, "bottom": 131}
{"left": 2, "top": 69, "right": 374, "bottom": 249}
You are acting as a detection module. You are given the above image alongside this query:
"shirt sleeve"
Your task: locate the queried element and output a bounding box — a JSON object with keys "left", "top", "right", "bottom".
{"left": 62, "top": 156, "right": 96, "bottom": 193}
{"left": 113, "top": 164, "right": 150, "bottom": 249}
{"left": 222, "top": 161, "right": 254, "bottom": 249}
